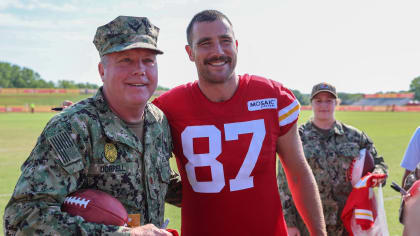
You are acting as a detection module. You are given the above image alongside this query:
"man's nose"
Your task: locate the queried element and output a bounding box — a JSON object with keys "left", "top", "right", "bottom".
{"left": 133, "top": 61, "right": 146, "bottom": 76}
{"left": 212, "top": 42, "right": 224, "bottom": 54}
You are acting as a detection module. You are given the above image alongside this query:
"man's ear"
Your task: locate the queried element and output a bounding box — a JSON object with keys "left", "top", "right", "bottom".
{"left": 98, "top": 62, "right": 105, "bottom": 81}
{"left": 185, "top": 45, "right": 194, "bottom": 62}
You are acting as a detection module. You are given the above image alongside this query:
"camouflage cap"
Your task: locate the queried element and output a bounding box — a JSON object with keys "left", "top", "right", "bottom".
{"left": 93, "top": 16, "right": 163, "bottom": 56}
{"left": 311, "top": 82, "right": 337, "bottom": 100}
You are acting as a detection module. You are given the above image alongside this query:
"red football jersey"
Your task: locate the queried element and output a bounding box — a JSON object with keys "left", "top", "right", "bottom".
{"left": 153, "top": 74, "right": 300, "bottom": 236}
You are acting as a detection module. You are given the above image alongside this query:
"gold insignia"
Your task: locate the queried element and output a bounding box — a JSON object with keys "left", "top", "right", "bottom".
{"left": 104, "top": 143, "right": 118, "bottom": 162}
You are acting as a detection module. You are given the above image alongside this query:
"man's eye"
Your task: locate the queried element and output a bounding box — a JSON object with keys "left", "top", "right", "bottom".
{"left": 200, "top": 41, "right": 211, "bottom": 46}
{"left": 119, "top": 58, "right": 131, "bottom": 63}
{"left": 144, "top": 58, "right": 155, "bottom": 64}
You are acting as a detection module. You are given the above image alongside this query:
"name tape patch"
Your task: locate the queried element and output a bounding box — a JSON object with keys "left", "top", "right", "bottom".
{"left": 248, "top": 98, "right": 277, "bottom": 111}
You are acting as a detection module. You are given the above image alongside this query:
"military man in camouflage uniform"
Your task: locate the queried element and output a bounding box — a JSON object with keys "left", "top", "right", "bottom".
{"left": 278, "top": 83, "right": 388, "bottom": 236}
{"left": 3, "top": 16, "right": 181, "bottom": 236}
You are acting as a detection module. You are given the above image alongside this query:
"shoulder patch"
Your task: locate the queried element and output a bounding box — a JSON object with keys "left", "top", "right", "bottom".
{"left": 48, "top": 132, "right": 82, "bottom": 166}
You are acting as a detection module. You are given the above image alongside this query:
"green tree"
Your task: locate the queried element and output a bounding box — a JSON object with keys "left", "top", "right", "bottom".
{"left": 0, "top": 62, "right": 55, "bottom": 88}
{"left": 76, "top": 82, "right": 99, "bottom": 89}
{"left": 409, "top": 76, "right": 420, "bottom": 101}
{"left": 337, "top": 92, "right": 363, "bottom": 105}
{"left": 291, "top": 89, "right": 310, "bottom": 105}
{"left": 56, "top": 80, "right": 78, "bottom": 89}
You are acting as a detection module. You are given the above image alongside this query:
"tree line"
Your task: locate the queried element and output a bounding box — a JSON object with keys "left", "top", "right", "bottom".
{"left": 0, "top": 62, "right": 98, "bottom": 89}
{"left": 0, "top": 61, "right": 171, "bottom": 91}
{"left": 292, "top": 76, "right": 420, "bottom": 105}
{"left": 1, "top": 61, "right": 418, "bottom": 104}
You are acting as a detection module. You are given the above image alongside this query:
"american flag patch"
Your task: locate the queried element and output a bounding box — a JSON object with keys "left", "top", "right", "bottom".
{"left": 48, "top": 132, "right": 82, "bottom": 166}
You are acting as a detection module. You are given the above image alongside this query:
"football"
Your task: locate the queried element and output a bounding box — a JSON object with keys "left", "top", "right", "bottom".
{"left": 348, "top": 148, "right": 375, "bottom": 186}
{"left": 362, "top": 150, "right": 375, "bottom": 176}
{"left": 61, "top": 189, "right": 128, "bottom": 226}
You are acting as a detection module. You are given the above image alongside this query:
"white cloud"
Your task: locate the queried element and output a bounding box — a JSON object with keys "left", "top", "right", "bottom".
{"left": 0, "top": 0, "right": 77, "bottom": 12}
{"left": 1, "top": 0, "right": 419, "bottom": 93}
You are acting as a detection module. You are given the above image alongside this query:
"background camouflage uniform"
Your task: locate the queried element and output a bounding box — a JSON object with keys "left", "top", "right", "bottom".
{"left": 399, "top": 163, "right": 420, "bottom": 224}
{"left": 404, "top": 163, "right": 420, "bottom": 190}
{"left": 3, "top": 88, "right": 181, "bottom": 236}
{"left": 278, "top": 120, "right": 387, "bottom": 236}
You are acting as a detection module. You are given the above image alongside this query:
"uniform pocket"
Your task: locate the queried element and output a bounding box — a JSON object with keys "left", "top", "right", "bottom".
{"left": 336, "top": 142, "right": 359, "bottom": 157}
{"left": 147, "top": 157, "right": 171, "bottom": 202}
{"left": 87, "top": 162, "right": 140, "bottom": 204}
{"left": 61, "top": 159, "right": 85, "bottom": 174}
{"left": 322, "top": 200, "right": 340, "bottom": 225}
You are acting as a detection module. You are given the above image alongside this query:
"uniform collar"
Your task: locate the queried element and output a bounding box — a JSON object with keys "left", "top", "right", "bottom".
{"left": 93, "top": 87, "right": 158, "bottom": 151}
{"left": 309, "top": 119, "right": 345, "bottom": 136}
{"left": 332, "top": 120, "right": 345, "bottom": 135}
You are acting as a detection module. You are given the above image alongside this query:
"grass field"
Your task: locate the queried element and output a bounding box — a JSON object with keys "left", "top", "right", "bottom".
{"left": 0, "top": 93, "right": 93, "bottom": 106}
{"left": 0, "top": 111, "right": 419, "bottom": 235}
{"left": 0, "top": 93, "right": 161, "bottom": 106}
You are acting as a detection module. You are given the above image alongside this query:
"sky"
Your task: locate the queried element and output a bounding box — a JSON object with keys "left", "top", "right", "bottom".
{"left": 0, "top": 0, "right": 419, "bottom": 94}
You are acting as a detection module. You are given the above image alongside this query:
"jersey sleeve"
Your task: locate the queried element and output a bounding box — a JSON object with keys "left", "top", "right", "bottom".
{"left": 152, "top": 96, "right": 164, "bottom": 112}
{"left": 275, "top": 84, "right": 301, "bottom": 136}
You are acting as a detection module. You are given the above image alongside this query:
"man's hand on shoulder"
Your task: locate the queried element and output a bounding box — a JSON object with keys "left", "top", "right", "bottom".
{"left": 129, "top": 224, "right": 172, "bottom": 236}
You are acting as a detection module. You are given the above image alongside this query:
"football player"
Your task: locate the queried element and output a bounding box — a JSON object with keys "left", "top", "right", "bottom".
{"left": 153, "top": 9, "right": 326, "bottom": 236}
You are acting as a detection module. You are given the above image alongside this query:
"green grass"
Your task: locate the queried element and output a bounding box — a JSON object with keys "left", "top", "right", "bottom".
{"left": 1, "top": 111, "right": 419, "bottom": 234}
{"left": 0, "top": 93, "right": 161, "bottom": 106}
{"left": 0, "top": 93, "right": 93, "bottom": 106}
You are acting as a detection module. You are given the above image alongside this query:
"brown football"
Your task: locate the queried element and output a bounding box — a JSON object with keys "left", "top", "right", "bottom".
{"left": 363, "top": 150, "right": 375, "bottom": 176}
{"left": 61, "top": 189, "right": 128, "bottom": 226}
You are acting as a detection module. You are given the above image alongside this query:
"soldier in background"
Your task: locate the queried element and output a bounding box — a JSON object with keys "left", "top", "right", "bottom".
{"left": 30, "top": 103, "right": 35, "bottom": 113}
{"left": 4, "top": 16, "right": 180, "bottom": 236}
{"left": 278, "top": 82, "right": 388, "bottom": 236}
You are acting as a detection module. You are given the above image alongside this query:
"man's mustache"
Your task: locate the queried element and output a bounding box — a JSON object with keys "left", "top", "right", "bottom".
{"left": 204, "top": 56, "right": 232, "bottom": 65}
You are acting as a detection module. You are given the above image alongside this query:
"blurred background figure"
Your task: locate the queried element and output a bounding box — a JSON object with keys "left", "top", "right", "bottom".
{"left": 29, "top": 103, "right": 35, "bottom": 113}
{"left": 400, "top": 127, "right": 420, "bottom": 188}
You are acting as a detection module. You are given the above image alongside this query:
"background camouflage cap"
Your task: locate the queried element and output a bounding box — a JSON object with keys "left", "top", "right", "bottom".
{"left": 311, "top": 82, "right": 337, "bottom": 100}
{"left": 93, "top": 16, "right": 163, "bottom": 56}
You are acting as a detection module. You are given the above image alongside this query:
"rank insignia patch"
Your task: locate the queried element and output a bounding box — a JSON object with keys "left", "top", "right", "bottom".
{"left": 105, "top": 143, "right": 118, "bottom": 162}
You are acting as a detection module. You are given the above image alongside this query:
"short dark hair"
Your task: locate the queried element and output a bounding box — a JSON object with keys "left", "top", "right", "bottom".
{"left": 186, "top": 10, "right": 233, "bottom": 45}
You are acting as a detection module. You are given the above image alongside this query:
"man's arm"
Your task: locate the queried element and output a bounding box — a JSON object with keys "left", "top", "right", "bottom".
{"left": 4, "top": 119, "right": 169, "bottom": 236}
{"left": 3, "top": 133, "right": 131, "bottom": 235}
{"left": 165, "top": 169, "right": 182, "bottom": 207}
{"left": 403, "top": 189, "right": 420, "bottom": 236}
{"left": 277, "top": 123, "right": 326, "bottom": 236}
{"left": 277, "top": 161, "right": 299, "bottom": 227}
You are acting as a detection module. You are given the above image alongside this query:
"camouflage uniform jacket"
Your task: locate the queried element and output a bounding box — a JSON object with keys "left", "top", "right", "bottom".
{"left": 278, "top": 120, "right": 387, "bottom": 236}
{"left": 399, "top": 163, "right": 420, "bottom": 223}
{"left": 4, "top": 88, "right": 177, "bottom": 236}
{"left": 404, "top": 163, "right": 420, "bottom": 190}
